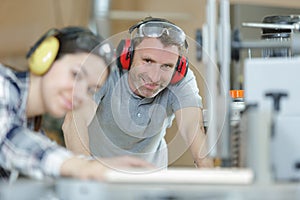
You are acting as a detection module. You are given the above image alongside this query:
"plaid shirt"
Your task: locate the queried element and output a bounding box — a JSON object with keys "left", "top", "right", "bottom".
{"left": 0, "top": 64, "right": 73, "bottom": 180}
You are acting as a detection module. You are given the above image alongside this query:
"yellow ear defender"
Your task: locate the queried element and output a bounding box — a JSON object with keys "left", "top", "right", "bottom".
{"left": 27, "top": 29, "right": 60, "bottom": 75}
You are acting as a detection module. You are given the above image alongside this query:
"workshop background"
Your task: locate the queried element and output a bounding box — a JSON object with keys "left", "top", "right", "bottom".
{"left": 1, "top": 0, "right": 299, "bottom": 167}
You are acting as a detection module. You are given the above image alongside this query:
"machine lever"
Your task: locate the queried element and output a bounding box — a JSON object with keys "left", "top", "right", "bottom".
{"left": 265, "top": 92, "right": 288, "bottom": 112}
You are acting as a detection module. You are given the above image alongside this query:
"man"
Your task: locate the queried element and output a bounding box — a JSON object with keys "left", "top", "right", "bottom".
{"left": 63, "top": 17, "right": 213, "bottom": 169}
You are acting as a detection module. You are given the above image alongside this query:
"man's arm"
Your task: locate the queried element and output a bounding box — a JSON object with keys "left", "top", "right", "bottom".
{"left": 62, "top": 97, "right": 97, "bottom": 156}
{"left": 175, "top": 107, "right": 214, "bottom": 168}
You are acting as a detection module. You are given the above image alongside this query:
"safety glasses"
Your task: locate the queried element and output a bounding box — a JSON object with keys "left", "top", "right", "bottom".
{"left": 130, "top": 21, "right": 188, "bottom": 49}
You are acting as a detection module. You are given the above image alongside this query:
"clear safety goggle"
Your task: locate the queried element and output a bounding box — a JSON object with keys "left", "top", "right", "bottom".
{"left": 130, "top": 21, "right": 188, "bottom": 49}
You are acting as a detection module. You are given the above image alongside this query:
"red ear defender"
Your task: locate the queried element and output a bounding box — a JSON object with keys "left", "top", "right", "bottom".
{"left": 170, "top": 56, "right": 188, "bottom": 84}
{"left": 116, "top": 39, "right": 133, "bottom": 71}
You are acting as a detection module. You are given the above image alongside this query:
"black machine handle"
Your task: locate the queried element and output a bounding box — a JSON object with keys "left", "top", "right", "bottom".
{"left": 265, "top": 92, "right": 288, "bottom": 112}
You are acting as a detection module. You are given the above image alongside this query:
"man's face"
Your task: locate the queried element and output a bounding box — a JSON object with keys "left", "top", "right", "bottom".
{"left": 128, "top": 38, "right": 179, "bottom": 98}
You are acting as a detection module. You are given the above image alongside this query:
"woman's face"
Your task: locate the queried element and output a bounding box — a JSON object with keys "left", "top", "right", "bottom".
{"left": 41, "top": 52, "right": 108, "bottom": 118}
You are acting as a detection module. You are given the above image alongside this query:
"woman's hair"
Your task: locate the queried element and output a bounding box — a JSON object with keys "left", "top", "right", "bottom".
{"left": 25, "top": 26, "right": 114, "bottom": 74}
{"left": 28, "top": 27, "right": 115, "bottom": 131}
{"left": 55, "top": 27, "right": 114, "bottom": 65}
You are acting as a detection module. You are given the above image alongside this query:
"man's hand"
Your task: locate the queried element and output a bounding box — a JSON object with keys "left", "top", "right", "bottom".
{"left": 60, "top": 156, "right": 154, "bottom": 180}
{"left": 194, "top": 157, "right": 214, "bottom": 168}
{"left": 100, "top": 156, "right": 155, "bottom": 169}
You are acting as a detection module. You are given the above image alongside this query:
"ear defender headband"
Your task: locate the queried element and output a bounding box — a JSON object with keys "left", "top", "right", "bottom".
{"left": 116, "top": 17, "right": 189, "bottom": 84}
{"left": 26, "top": 29, "right": 60, "bottom": 75}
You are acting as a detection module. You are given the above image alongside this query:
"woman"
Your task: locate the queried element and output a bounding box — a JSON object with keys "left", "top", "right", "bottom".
{"left": 0, "top": 26, "right": 151, "bottom": 182}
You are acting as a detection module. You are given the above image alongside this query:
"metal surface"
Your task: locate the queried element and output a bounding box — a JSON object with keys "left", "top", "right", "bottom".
{"left": 1, "top": 177, "right": 300, "bottom": 200}
{"left": 244, "top": 57, "right": 300, "bottom": 182}
{"left": 204, "top": 0, "right": 218, "bottom": 158}
{"left": 242, "top": 22, "right": 300, "bottom": 31}
{"left": 218, "top": 0, "right": 231, "bottom": 163}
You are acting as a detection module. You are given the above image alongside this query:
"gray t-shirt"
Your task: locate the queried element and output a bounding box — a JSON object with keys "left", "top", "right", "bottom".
{"left": 89, "top": 66, "right": 202, "bottom": 168}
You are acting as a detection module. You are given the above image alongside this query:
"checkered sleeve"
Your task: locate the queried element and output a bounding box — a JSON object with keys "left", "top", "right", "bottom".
{"left": 0, "top": 73, "right": 73, "bottom": 179}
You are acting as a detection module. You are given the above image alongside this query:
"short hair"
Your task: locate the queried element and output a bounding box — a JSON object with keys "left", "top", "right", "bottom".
{"left": 132, "top": 34, "right": 185, "bottom": 56}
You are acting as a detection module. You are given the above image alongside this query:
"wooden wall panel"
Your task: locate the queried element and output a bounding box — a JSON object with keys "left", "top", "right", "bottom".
{"left": 0, "top": 0, "right": 91, "bottom": 68}
{"left": 230, "top": 0, "right": 300, "bottom": 9}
